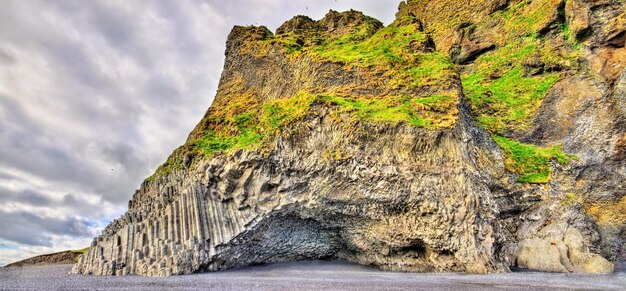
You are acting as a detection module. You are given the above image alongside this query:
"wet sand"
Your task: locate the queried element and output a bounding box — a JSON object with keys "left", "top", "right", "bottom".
{"left": 1, "top": 260, "right": 624, "bottom": 290}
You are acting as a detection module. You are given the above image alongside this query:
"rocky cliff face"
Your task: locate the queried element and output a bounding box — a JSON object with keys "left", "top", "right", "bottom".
{"left": 72, "top": 0, "right": 625, "bottom": 276}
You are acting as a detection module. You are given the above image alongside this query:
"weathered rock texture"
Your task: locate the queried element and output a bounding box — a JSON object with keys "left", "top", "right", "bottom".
{"left": 73, "top": 0, "right": 625, "bottom": 276}
{"left": 71, "top": 104, "right": 508, "bottom": 276}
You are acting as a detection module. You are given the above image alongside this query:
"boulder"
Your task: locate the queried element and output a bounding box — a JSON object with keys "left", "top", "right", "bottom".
{"left": 516, "top": 227, "right": 614, "bottom": 273}
{"left": 516, "top": 238, "right": 569, "bottom": 272}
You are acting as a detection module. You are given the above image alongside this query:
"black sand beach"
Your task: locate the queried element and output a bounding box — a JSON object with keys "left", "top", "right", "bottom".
{"left": 1, "top": 261, "right": 624, "bottom": 290}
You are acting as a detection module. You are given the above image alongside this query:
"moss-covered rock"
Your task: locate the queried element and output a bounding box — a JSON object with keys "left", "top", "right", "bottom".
{"left": 76, "top": 0, "right": 626, "bottom": 277}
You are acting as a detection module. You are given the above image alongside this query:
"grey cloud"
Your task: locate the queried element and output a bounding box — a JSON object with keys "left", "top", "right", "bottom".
{"left": 0, "top": 172, "right": 18, "bottom": 181}
{"left": 0, "top": 210, "right": 94, "bottom": 246}
{"left": 83, "top": 3, "right": 138, "bottom": 50}
{"left": 0, "top": 100, "right": 105, "bottom": 193}
{"left": 0, "top": 184, "right": 104, "bottom": 218}
{"left": 14, "top": 190, "right": 54, "bottom": 207}
{"left": 0, "top": 48, "right": 16, "bottom": 65}
{"left": 0, "top": 186, "right": 54, "bottom": 207}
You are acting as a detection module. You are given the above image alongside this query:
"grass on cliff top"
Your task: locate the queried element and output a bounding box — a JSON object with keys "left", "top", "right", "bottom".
{"left": 494, "top": 136, "right": 576, "bottom": 183}
{"left": 310, "top": 20, "right": 426, "bottom": 67}
{"left": 266, "top": 16, "right": 457, "bottom": 92}
{"left": 71, "top": 247, "right": 90, "bottom": 254}
{"left": 147, "top": 18, "right": 461, "bottom": 181}
{"left": 311, "top": 19, "right": 456, "bottom": 90}
{"left": 182, "top": 16, "right": 460, "bottom": 160}
{"left": 149, "top": 3, "right": 581, "bottom": 184}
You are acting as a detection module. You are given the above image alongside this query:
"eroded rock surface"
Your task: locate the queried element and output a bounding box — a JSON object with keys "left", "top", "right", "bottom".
{"left": 72, "top": 106, "right": 509, "bottom": 275}
{"left": 73, "top": 0, "right": 625, "bottom": 276}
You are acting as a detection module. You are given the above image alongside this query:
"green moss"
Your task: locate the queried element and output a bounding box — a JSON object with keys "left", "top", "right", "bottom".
{"left": 462, "top": 37, "right": 572, "bottom": 133}
{"left": 310, "top": 22, "right": 427, "bottom": 67}
{"left": 452, "top": 0, "right": 583, "bottom": 184}
{"left": 151, "top": 90, "right": 449, "bottom": 180}
{"left": 497, "top": 0, "right": 557, "bottom": 39}
{"left": 563, "top": 192, "right": 581, "bottom": 206}
{"left": 560, "top": 21, "right": 583, "bottom": 50}
{"left": 194, "top": 129, "right": 264, "bottom": 157}
{"left": 259, "top": 18, "right": 454, "bottom": 94}
{"left": 261, "top": 93, "right": 317, "bottom": 132}
{"left": 404, "top": 53, "right": 455, "bottom": 88}
{"left": 309, "top": 20, "right": 456, "bottom": 91}
{"left": 192, "top": 92, "right": 316, "bottom": 157}
{"left": 260, "top": 32, "right": 304, "bottom": 55}
{"left": 71, "top": 247, "right": 90, "bottom": 254}
{"left": 451, "top": 0, "right": 578, "bottom": 134}
{"left": 259, "top": 14, "right": 381, "bottom": 56}
{"left": 150, "top": 4, "right": 585, "bottom": 183}
{"left": 148, "top": 18, "right": 464, "bottom": 181}
{"left": 321, "top": 95, "right": 410, "bottom": 123}
{"left": 191, "top": 91, "right": 456, "bottom": 162}
{"left": 195, "top": 132, "right": 236, "bottom": 156}
{"left": 494, "top": 136, "right": 576, "bottom": 183}
{"left": 320, "top": 94, "right": 458, "bottom": 129}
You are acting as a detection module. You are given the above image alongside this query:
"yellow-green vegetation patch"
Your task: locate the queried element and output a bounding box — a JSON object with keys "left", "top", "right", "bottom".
{"left": 310, "top": 20, "right": 427, "bottom": 67}
{"left": 263, "top": 17, "right": 457, "bottom": 93}
{"left": 462, "top": 37, "right": 575, "bottom": 134}
{"left": 320, "top": 94, "right": 458, "bottom": 129}
{"left": 260, "top": 93, "right": 317, "bottom": 133}
{"left": 256, "top": 32, "right": 306, "bottom": 56}
{"left": 402, "top": 53, "right": 456, "bottom": 88}
{"left": 147, "top": 89, "right": 460, "bottom": 181}
{"left": 460, "top": 0, "right": 580, "bottom": 133}
{"left": 495, "top": 0, "right": 562, "bottom": 40}
{"left": 193, "top": 92, "right": 457, "bottom": 159}
{"left": 563, "top": 193, "right": 582, "bottom": 207}
{"left": 458, "top": 0, "right": 582, "bottom": 184}
{"left": 71, "top": 247, "right": 90, "bottom": 254}
{"left": 494, "top": 136, "right": 576, "bottom": 183}
{"left": 194, "top": 92, "right": 317, "bottom": 157}
{"left": 185, "top": 18, "right": 463, "bottom": 161}
{"left": 147, "top": 93, "right": 316, "bottom": 182}
{"left": 260, "top": 13, "right": 383, "bottom": 56}
{"left": 311, "top": 20, "right": 456, "bottom": 91}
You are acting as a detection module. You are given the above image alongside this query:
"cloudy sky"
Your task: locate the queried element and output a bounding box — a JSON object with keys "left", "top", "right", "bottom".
{"left": 0, "top": 0, "right": 397, "bottom": 266}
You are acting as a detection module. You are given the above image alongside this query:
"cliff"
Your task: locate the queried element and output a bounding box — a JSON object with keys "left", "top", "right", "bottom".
{"left": 6, "top": 249, "right": 88, "bottom": 268}
{"left": 72, "top": 0, "right": 625, "bottom": 276}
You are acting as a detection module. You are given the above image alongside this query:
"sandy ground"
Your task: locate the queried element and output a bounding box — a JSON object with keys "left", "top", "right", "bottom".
{"left": 1, "top": 260, "right": 625, "bottom": 290}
